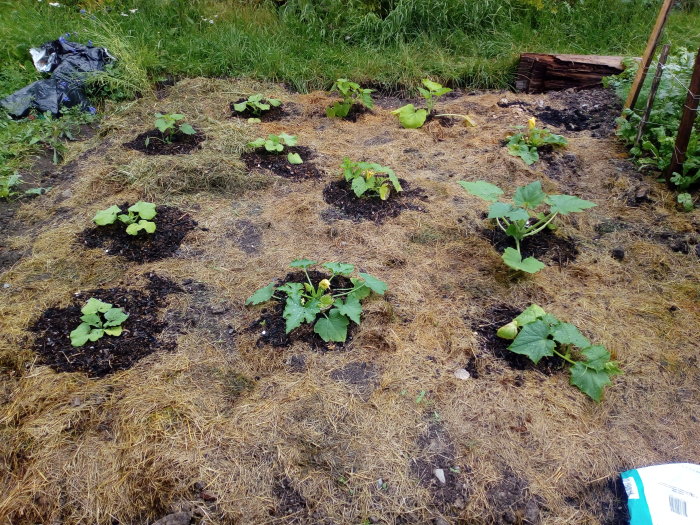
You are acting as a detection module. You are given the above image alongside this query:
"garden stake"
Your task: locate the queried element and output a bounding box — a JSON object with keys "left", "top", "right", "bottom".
{"left": 634, "top": 44, "right": 671, "bottom": 148}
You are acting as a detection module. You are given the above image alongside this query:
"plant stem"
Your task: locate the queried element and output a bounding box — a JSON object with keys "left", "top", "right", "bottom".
{"left": 496, "top": 217, "right": 509, "bottom": 233}
{"left": 522, "top": 212, "right": 558, "bottom": 238}
{"left": 552, "top": 347, "right": 577, "bottom": 366}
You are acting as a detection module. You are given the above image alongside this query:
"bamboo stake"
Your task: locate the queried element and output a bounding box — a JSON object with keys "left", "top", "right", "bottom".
{"left": 634, "top": 44, "right": 671, "bottom": 148}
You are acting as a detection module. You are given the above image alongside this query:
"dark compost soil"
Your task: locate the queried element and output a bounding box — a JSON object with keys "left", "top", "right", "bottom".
{"left": 471, "top": 304, "right": 565, "bottom": 375}
{"left": 248, "top": 270, "right": 354, "bottom": 351}
{"left": 271, "top": 477, "right": 309, "bottom": 521}
{"left": 30, "top": 274, "right": 182, "bottom": 377}
{"left": 325, "top": 102, "right": 372, "bottom": 122}
{"left": 534, "top": 88, "right": 621, "bottom": 137}
{"left": 230, "top": 99, "right": 288, "bottom": 121}
{"left": 79, "top": 205, "right": 197, "bottom": 263}
{"left": 322, "top": 178, "right": 427, "bottom": 223}
{"left": 481, "top": 225, "right": 579, "bottom": 267}
{"left": 241, "top": 146, "right": 322, "bottom": 179}
{"left": 123, "top": 129, "right": 205, "bottom": 155}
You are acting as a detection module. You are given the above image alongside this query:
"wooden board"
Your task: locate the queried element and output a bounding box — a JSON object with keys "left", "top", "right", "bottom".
{"left": 515, "top": 53, "right": 627, "bottom": 93}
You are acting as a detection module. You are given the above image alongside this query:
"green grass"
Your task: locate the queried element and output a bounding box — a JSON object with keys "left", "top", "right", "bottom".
{"left": 1, "top": 0, "right": 699, "bottom": 99}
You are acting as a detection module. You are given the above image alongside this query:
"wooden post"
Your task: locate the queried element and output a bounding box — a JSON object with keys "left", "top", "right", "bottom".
{"left": 665, "top": 46, "right": 700, "bottom": 178}
{"left": 634, "top": 44, "right": 671, "bottom": 147}
{"left": 623, "top": 0, "right": 674, "bottom": 111}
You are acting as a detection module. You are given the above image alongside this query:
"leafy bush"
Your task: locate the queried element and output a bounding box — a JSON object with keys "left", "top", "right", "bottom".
{"left": 460, "top": 180, "right": 596, "bottom": 273}
{"left": 248, "top": 133, "right": 303, "bottom": 164}
{"left": 232, "top": 94, "right": 282, "bottom": 120}
{"left": 392, "top": 79, "right": 452, "bottom": 128}
{"left": 149, "top": 113, "right": 196, "bottom": 144}
{"left": 246, "top": 259, "right": 387, "bottom": 343}
{"left": 326, "top": 78, "right": 374, "bottom": 118}
{"left": 93, "top": 201, "right": 157, "bottom": 235}
{"left": 340, "top": 158, "right": 402, "bottom": 200}
{"left": 496, "top": 304, "right": 621, "bottom": 401}
{"left": 507, "top": 117, "right": 567, "bottom": 165}
{"left": 606, "top": 49, "right": 699, "bottom": 190}
{"left": 70, "top": 297, "right": 129, "bottom": 347}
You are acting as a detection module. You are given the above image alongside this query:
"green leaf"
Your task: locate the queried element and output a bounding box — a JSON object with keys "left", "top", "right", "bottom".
{"left": 496, "top": 320, "right": 519, "bottom": 340}
{"left": 508, "top": 320, "right": 555, "bottom": 364}
{"left": 551, "top": 322, "right": 591, "bottom": 349}
{"left": 569, "top": 363, "right": 611, "bottom": 402}
{"left": 140, "top": 220, "right": 156, "bottom": 234}
{"left": 277, "top": 133, "right": 297, "bottom": 146}
{"left": 513, "top": 181, "right": 547, "bottom": 209}
{"left": 87, "top": 328, "right": 104, "bottom": 342}
{"left": 248, "top": 138, "right": 266, "bottom": 148}
{"left": 487, "top": 202, "right": 530, "bottom": 222}
{"left": 125, "top": 222, "right": 143, "bottom": 235}
{"left": 334, "top": 295, "right": 362, "bottom": 324}
{"left": 349, "top": 279, "right": 372, "bottom": 300}
{"left": 351, "top": 176, "right": 368, "bottom": 197}
{"left": 322, "top": 262, "right": 355, "bottom": 276}
{"left": 501, "top": 248, "right": 545, "bottom": 273}
{"left": 248, "top": 118, "right": 261, "bottom": 123}
{"left": 103, "top": 307, "right": 128, "bottom": 327}
{"left": 513, "top": 304, "right": 547, "bottom": 326}
{"left": 233, "top": 102, "right": 247, "bottom": 112}
{"left": 391, "top": 104, "right": 427, "bottom": 129}
{"left": 104, "top": 326, "right": 123, "bottom": 336}
{"left": 128, "top": 201, "right": 157, "bottom": 220}
{"left": 93, "top": 205, "right": 121, "bottom": 226}
{"left": 283, "top": 296, "right": 320, "bottom": 333}
{"left": 179, "top": 123, "right": 196, "bottom": 135}
{"left": 326, "top": 101, "right": 351, "bottom": 118}
{"left": 82, "top": 298, "right": 113, "bottom": 315}
{"left": 378, "top": 184, "right": 390, "bottom": 200}
{"left": 581, "top": 345, "right": 611, "bottom": 371}
{"left": 287, "top": 152, "right": 303, "bottom": 164}
{"left": 314, "top": 310, "right": 350, "bottom": 342}
{"left": 246, "top": 282, "right": 277, "bottom": 305}
{"left": 546, "top": 195, "right": 597, "bottom": 215}
{"left": 70, "top": 323, "right": 92, "bottom": 347}
{"left": 268, "top": 98, "right": 282, "bottom": 107}
{"left": 290, "top": 259, "right": 316, "bottom": 269}
{"left": 508, "top": 142, "right": 538, "bottom": 165}
{"left": 278, "top": 282, "right": 304, "bottom": 301}
{"left": 458, "top": 181, "right": 503, "bottom": 202}
{"left": 358, "top": 273, "right": 387, "bottom": 295}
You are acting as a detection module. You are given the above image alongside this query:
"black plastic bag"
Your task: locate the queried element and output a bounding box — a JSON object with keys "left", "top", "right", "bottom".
{"left": 0, "top": 35, "right": 113, "bottom": 118}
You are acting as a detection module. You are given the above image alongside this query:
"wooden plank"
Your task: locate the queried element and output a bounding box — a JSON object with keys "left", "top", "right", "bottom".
{"left": 634, "top": 44, "right": 671, "bottom": 147}
{"left": 515, "top": 53, "right": 626, "bottom": 93}
{"left": 664, "top": 46, "right": 700, "bottom": 178}
{"left": 623, "top": 0, "right": 675, "bottom": 111}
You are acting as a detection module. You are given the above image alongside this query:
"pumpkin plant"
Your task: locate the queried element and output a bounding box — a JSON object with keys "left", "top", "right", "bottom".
{"left": 507, "top": 118, "right": 567, "bottom": 165}
{"left": 392, "top": 79, "right": 452, "bottom": 129}
{"left": 326, "top": 78, "right": 374, "bottom": 118}
{"left": 93, "top": 201, "right": 157, "bottom": 235}
{"left": 340, "top": 158, "right": 402, "bottom": 200}
{"left": 248, "top": 133, "right": 303, "bottom": 164}
{"left": 460, "top": 180, "right": 595, "bottom": 273}
{"left": 232, "top": 93, "right": 282, "bottom": 122}
{"left": 497, "top": 304, "right": 621, "bottom": 401}
{"left": 70, "top": 298, "right": 129, "bottom": 347}
{"left": 246, "top": 259, "right": 387, "bottom": 343}
{"left": 146, "top": 113, "right": 196, "bottom": 145}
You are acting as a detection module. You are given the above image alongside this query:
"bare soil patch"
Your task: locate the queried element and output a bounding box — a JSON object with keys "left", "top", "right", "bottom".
{"left": 241, "top": 146, "right": 322, "bottom": 179}
{"left": 123, "top": 129, "right": 205, "bottom": 155}
{"left": 480, "top": 225, "right": 579, "bottom": 267}
{"left": 229, "top": 99, "right": 290, "bottom": 121}
{"left": 79, "top": 205, "right": 197, "bottom": 263}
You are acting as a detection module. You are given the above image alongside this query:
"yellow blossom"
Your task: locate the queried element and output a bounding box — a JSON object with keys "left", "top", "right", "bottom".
{"left": 528, "top": 117, "right": 536, "bottom": 130}
{"left": 319, "top": 279, "right": 331, "bottom": 290}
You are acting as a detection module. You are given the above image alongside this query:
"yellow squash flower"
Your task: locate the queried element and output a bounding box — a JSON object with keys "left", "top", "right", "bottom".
{"left": 319, "top": 279, "right": 331, "bottom": 290}
{"left": 528, "top": 117, "right": 536, "bottom": 130}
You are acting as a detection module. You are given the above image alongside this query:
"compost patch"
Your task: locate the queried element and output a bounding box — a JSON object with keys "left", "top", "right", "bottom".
{"left": 535, "top": 88, "right": 620, "bottom": 137}
{"left": 79, "top": 205, "right": 197, "bottom": 263}
{"left": 241, "top": 146, "right": 322, "bottom": 179}
{"left": 30, "top": 274, "right": 181, "bottom": 377}
{"left": 248, "top": 270, "right": 354, "bottom": 350}
{"left": 271, "top": 477, "right": 309, "bottom": 521}
{"left": 471, "top": 304, "right": 565, "bottom": 374}
{"left": 229, "top": 99, "right": 289, "bottom": 121}
{"left": 324, "top": 103, "right": 372, "bottom": 122}
{"left": 322, "top": 179, "right": 427, "bottom": 223}
{"left": 123, "top": 129, "right": 205, "bottom": 155}
{"left": 481, "top": 225, "right": 579, "bottom": 266}
{"left": 486, "top": 469, "right": 542, "bottom": 524}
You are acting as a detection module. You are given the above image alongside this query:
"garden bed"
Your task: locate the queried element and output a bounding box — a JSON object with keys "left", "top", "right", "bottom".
{"left": 0, "top": 78, "right": 698, "bottom": 525}
{"left": 123, "top": 129, "right": 205, "bottom": 155}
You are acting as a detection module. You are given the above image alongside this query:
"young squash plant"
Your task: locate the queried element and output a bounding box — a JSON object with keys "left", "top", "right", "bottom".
{"left": 326, "top": 78, "right": 374, "bottom": 118}
{"left": 248, "top": 133, "right": 303, "bottom": 164}
{"left": 341, "top": 158, "right": 402, "bottom": 200}
{"left": 232, "top": 93, "right": 282, "bottom": 122}
{"left": 460, "top": 180, "right": 596, "bottom": 273}
{"left": 146, "top": 113, "right": 196, "bottom": 145}
{"left": 496, "top": 304, "right": 621, "bottom": 401}
{"left": 507, "top": 118, "right": 567, "bottom": 165}
{"left": 93, "top": 201, "right": 157, "bottom": 235}
{"left": 70, "top": 298, "right": 129, "bottom": 347}
{"left": 246, "top": 259, "right": 387, "bottom": 343}
{"left": 392, "top": 79, "right": 453, "bottom": 129}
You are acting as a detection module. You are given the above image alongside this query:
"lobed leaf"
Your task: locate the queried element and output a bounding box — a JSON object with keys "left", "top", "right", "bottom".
{"left": 546, "top": 194, "right": 597, "bottom": 215}
{"left": 569, "top": 363, "right": 612, "bottom": 402}
{"left": 551, "top": 322, "right": 591, "bottom": 349}
{"left": 501, "top": 248, "right": 545, "bottom": 274}
{"left": 334, "top": 296, "right": 362, "bottom": 324}
{"left": 82, "top": 297, "right": 113, "bottom": 315}
{"left": 508, "top": 320, "right": 555, "bottom": 364}
{"left": 287, "top": 152, "right": 303, "bottom": 164}
{"left": 458, "top": 180, "right": 504, "bottom": 202}
{"left": 314, "top": 309, "right": 350, "bottom": 342}
{"left": 179, "top": 123, "right": 196, "bottom": 135}
{"left": 513, "top": 181, "right": 547, "bottom": 209}
{"left": 128, "top": 201, "right": 157, "bottom": 220}
{"left": 246, "top": 282, "right": 277, "bottom": 305}
{"left": 487, "top": 202, "right": 530, "bottom": 222}
{"left": 358, "top": 273, "right": 387, "bottom": 295}
{"left": 322, "top": 262, "right": 355, "bottom": 276}
{"left": 513, "top": 304, "right": 547, "bottom": 326}
{"left": 93, "top": 205, "right": 121, "bottom": 226}
{"left": 290, "top": 259, "right": 316, "bottom": 269}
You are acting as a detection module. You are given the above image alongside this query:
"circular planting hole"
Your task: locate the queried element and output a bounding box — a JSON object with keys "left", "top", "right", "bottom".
{"left": 241, "top": 146, "right": 322, "bottom": 180}
{"left": 79, "top": 205, "right": 197, "bottom": 263}
{"left": 30, "top": 274, "right": 182, "bottom": 377}
{"left": 322, "top": 178, "right": 427, "bottom": 223}
{"left": 480, "top": 223, "right": 579, "bottom": 267}
{"left": 229, "top": 99, "right": 290, "bottom": 121}
{"left": 123, "top": 129, "right": 205, "bottom": 155}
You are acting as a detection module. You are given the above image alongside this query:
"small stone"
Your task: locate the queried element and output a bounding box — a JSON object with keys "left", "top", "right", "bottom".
{"left": 71, "top": 397, "right": 82, "bottom": 407}
{"left": 210, "top": 304, "right": 227, "bottom": 315}
{"left": 2, "top": 283, "right": 10, "bottom": 289}
{"left": 454, "top": 368, "right": 470, "bottom": 380}
{"left": 433, "top": 468, "right": 446, "bottom": 484}
{"left": 193, "top": 481, "right": 204, "bottom": 491}
{"left": 499, "top": 97, "right": 509, "bottom": 105}
{"left": 523, "top": 499, "right": 540, "bottom": 523}
{"left": 152, "top": 512, "right": 191, "bottom": 525}
{"left": 199, "top": 490, "right": 217, "bottom": 502}
{"left": 611, "top": 248, "right": 624, "bottom": 261}
{"left": 376, "top": 478, "right": 384, "bottom": 489}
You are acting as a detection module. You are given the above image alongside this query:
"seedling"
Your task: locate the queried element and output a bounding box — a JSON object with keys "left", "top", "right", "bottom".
{"left": 246, "top": 259, "right": 387, "bottom": 343}
{"left": 392, "top": 79, "right": 453, "bottom": 129}
{"left": 326, "top": 78, "right": 374, "bottom": 118}
{"left": 93, "top": 201, "right": 157, "bottom": 235}
{"left": 0, "top": 172, "right": 50, "bottom": 199}
{"left": 146, "top": 113, "right": 196, "bottom": 145}
{"left": 340, "top": 158, "right": 402, "bottom": 200}
{"left": 496, "top": 304, "right": 621, "bottom": 401}
{"left": 232, "top": 94, "right": 281, "bottom": 122}
{"left": 248, "top": 133, "right": 303, "bottom": 164}
{"left": 69, "top": 297, "right": 129, "bottom": 347}
{"left": 460, "top": 180, "right": 596, "bottom": 273}
{"left": 677, "top": 192, "right": 695, "bottom": 212}
{"left": 507, "top": 118, "right": 567, "bottom": 165}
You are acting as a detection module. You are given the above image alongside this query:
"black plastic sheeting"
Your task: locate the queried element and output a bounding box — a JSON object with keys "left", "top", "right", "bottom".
{"left": 0, "top": 35, "right": 112, "bottom": 118}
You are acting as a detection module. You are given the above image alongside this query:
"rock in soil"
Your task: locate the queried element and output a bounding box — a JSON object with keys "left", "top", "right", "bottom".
{"left": 152, "top": 511, "right": 191, "bottom": 525}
